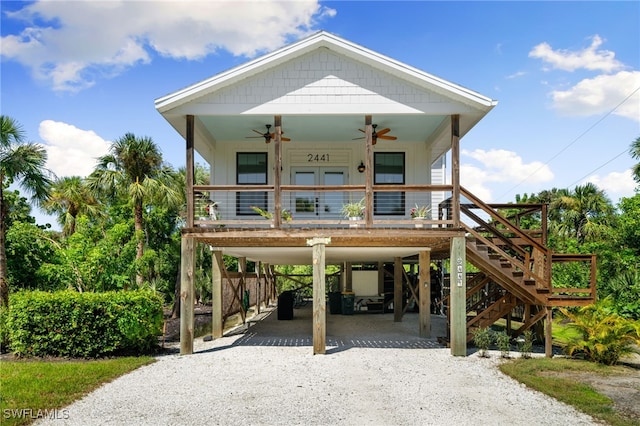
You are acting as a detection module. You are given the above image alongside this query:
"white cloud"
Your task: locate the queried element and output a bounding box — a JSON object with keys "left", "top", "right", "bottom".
{"left": 460, "top": 149, "right": 555, "bottom": 201}
{"left": 583, "top": 169, "right": 637, "bottom": 202}
{"left": 550, "top": 70, "right": 640, "bottom": 122}
{"left": 529, "top": 35, "right": 623, "bottom": 73}
{"left": 1, "top": 0, "right": 336, "bottom": 92}
{"left": 39, "top": 120, "right": 110, "bottom": 177}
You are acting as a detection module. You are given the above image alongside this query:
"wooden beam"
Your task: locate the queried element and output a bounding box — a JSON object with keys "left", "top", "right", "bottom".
{"left": 419, "top": 250, "right": 431, "bottom": 338}
{"left": 211, "top": 250, "right": 223, "bottom": 338}
{"left": 394, "top": 257, "right": 403, "bottom": 322}
{"left": 180, "top": 237, "right": 195, "bottom": 355}
{"left": 308, "top": 237, "right": 330, "bottom": 355}
{"left": 186, "top": 115, "right": 195, "bottom": 227}
{"left": 545, "top": 307, "right": 553, "bottom": 358}
{"left": 450, "top": 115, "right": 460, "bottom": 227}
{"left": 345, "top": 262, "right": 352, "bottom": 292}
{"left": 450, "top": 236, "right": 466, "bottom": 356}
{"left": 364, "top": 115, "right": 373, "bottom": 227}
{"left": 273, "top": 115, "right": 282, "bottom": 228}
{"left": 239, "top": 257, "right": 247, "bottom": 322}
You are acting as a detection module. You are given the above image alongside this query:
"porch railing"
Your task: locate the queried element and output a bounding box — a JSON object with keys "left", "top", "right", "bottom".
{"left": 191, "top": 184, "right": 455, "bottom": 229}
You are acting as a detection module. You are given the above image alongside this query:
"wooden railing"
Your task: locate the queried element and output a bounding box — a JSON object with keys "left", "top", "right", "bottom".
{"left": 191, "top": 183, "right": 455, "bottom": 229}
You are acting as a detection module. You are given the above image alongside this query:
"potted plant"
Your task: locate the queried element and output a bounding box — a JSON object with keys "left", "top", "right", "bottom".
{"left": 341, "top": 199, "right": 365, "bottom": 228}
{"left": 410, "top": 204, "right": 430, "bottom": 227}
{"left": 340, "top": 199, "right": 365, "bottom": 219}
{"left": 250, "top": 206, "right": 293, "bottom": 224}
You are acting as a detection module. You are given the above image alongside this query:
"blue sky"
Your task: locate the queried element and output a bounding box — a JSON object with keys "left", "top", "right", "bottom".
{"left": 2, "top": 1, "right": 639, "bottom": 228}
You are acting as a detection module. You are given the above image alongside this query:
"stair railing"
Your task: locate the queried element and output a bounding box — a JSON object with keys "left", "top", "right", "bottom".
{"left": 459, "top": 187, "right": 552, "bottom": 290}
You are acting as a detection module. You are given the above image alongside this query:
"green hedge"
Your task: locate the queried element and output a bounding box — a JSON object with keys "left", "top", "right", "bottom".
{"left": 6, "top": 290, "right": 163, "bottom": 357}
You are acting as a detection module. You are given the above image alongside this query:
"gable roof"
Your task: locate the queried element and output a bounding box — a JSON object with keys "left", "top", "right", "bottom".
{"left": 155, "top": 31, "right": 496, "bottom": 113}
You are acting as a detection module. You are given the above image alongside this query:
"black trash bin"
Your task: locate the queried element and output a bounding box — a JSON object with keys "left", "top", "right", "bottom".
{"left": 341, "top": 292, "right": 355, "bottom": 315}
{"left": 328, "top": 291, "right": 342, "bottom": 314}
{"left": 278, "top": 291, "right": 294, "bottom": 320}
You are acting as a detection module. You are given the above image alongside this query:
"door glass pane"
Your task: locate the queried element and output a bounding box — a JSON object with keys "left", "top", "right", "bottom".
{"left": 322, "top": 171, "right": 344, "bottom": 216}
{"left": 294, "top": 172, "right": 315, "bottom": 213}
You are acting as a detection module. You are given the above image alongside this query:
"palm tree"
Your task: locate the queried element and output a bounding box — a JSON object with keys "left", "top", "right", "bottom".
{"left": 550, "top": 182, "right": 614, "bottom": 244}
{"left": 87, "top": 133, "right": 180, "bottom": 287}
{"left": 630, "top": 136, "right": 640, "bottom": 184}
{"left": 43, "top": 176, "right": 102, "bottom": 236}
{"left": 0, "top": 115, "right": 53, "bottom": 307}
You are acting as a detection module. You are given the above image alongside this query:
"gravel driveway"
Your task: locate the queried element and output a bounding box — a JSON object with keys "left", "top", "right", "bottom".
{"left": 36, "top": 305, "right": 598, "bottom": 426}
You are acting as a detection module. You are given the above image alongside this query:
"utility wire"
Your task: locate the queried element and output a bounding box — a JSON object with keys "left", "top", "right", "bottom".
{"left": 567, "top": 148, "right": 630, "bottom": 188}
{"left": 496, "top": 85, "right": 640, "bottom": 200}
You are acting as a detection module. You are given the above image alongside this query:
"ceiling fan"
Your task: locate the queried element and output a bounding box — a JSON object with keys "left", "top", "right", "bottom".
{"left": 246, "top": 124, "right": 290, "bottom": 143}
{"left": 354, "top": 124, "right": 397, "bottom": 144}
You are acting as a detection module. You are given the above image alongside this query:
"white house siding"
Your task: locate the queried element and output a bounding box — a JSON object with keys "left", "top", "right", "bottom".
{"left": 193, "top": 48, "right": 464, "bottom": 115}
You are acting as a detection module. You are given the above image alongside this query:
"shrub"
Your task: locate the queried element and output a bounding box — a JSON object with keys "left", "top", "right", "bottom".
{"left": 495, "top": 330, "right": 511, "bottom": 358}
{"left": 472, "top": 327, "right": 493, "bottom": 357}
{"left": 518, "top": 330, "right": 534, "bottom": 359}
{"left": 560, "top": 299, "right": 640, "bottom": 365}
{"left": 6, "top": 290, "right": 163, "bottom": 357}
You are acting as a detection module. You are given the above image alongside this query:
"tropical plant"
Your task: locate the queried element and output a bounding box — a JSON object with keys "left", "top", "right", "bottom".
{"left": 560, "top": 299, "right": 640, "bottom": 365}
{"left": 250, "top": 205, "right": 292, "bottom": 221}
{"left": 0, "top": 115, "right": 53, "bottom": 307}
{"left": 43, "top": 176, "right": 102, "bottom": 236}
{"left": 472, "top": 327, "right": 493, "bottom": 357}
{"left": 495, "top": 330, "right": 511, "bottom": 358}
{"left": 630, "top": 135, "right": 640, "bottom": 184}
{"left": 410, "top": 204, "right": 430, "bottom": 218}
{"left": 340, "top": 198, "right": 365, "bottom": 218}
{"left": 87, "top": 133, "right": 180, "bottom": 287}
{"left": 550, "top": 182, "right": 614, "bottom": 245}
{"left": 518, "top": 330, "right": 534, "bottom": 359}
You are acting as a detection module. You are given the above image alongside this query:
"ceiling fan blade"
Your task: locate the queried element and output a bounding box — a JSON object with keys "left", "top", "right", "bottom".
{"left": 252, "top": 129, "right": 265, "bottom": 135}
{"left": 352, "top": 136, "right": 365, "bottom": 140}
{"left": 376, "top": 128, "right": 391, "bottom": 136}
{"left": 378, "top": 135, "right": 397, "bottom": 140}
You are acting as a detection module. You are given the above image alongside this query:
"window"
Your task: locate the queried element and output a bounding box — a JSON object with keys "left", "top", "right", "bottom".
{"left": 236, "top": 152, "right": 267, "bottom": 215}
{"left": 374, "top": 152, "right": 405, "bottom": 215}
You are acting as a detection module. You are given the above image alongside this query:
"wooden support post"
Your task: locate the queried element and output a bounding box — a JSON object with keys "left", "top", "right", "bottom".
{"left": 364, "top": 115, "right": 373, "bottom": 227}
{"left": 345, "top": 262, "right": 352, "bottom": 292}
{"left": 419, "top": 250, "right": 431, "bottom": 338}
{"left": 377, "top": 261, "right": 384, "bottom": 295}
{"left": 211, "top": 250, "right": 223, "bottom": 338}
{"left": 186, "top": 115, "right": 195, "bottom": 228}
{"left": 307, "top": 237, "right": 330, "bottom": 355}
{"left": 545, "top": 307, "right": 553, "bottom": 358}
{"left": 394, "top": 257, "right": 403, "bottom": 322}
{"left": 180, "top": 237, "right": 195, "bottom": 355}
{"left": 239, "top": 257, "right": 247, "bottom": 322}
{"left": 450, "top": 114, "right": 460, "bottom": 227}
{"left": 450, "top": 236, "right": 466, "bottom": 356}
{"left": 273, "top": 115, "right": 282, "bottom": 228}
{"left": 255, "top": 261, "right": 261, "bottom": 314}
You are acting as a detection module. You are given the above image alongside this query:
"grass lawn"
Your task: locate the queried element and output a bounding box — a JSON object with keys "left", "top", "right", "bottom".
{"left": 0, "top": 356, "right": 154, "bottom": 426}
{"left": 499, "top": 357, "right": 637, "bottom": 426}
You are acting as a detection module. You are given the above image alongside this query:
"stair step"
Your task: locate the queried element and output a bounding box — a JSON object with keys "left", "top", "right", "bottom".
{"left": 524, "top": 279, "right": 536, "bottom": 286}
{"left": 488, "top": 253, "right": 501, "bottom": 260}
{"left": 512, "top": 271, "right": 524, "bottom": 278}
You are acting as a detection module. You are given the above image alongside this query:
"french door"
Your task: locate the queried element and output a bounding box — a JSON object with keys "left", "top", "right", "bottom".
{"left": 291, "top": 167, "right": 347, "bottom": 218}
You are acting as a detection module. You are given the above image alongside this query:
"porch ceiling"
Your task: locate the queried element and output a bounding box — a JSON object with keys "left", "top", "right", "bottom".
{"left": 198, "top": 113, "right": 446, "bottom": 144}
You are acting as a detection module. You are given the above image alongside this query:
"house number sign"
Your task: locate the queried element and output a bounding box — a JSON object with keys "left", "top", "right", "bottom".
{"left": 307, "top": 153, "right": 330, "bottom": 162}
{"left": 456, "top": 257, "right": 464, "bottom": 287}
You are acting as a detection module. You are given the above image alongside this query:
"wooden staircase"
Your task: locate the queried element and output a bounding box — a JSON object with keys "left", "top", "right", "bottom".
{"left": 457, "top": 187, "right": 597, "bottom": 341}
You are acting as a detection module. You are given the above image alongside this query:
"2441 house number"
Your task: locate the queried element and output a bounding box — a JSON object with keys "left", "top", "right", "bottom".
{"left": 307, "top": 154, "right": 330, "bottom": 162}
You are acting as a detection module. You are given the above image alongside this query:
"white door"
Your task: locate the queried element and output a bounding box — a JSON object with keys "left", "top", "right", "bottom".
{"left": 291, "top": 167, "right": 347, "bottom": 218}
